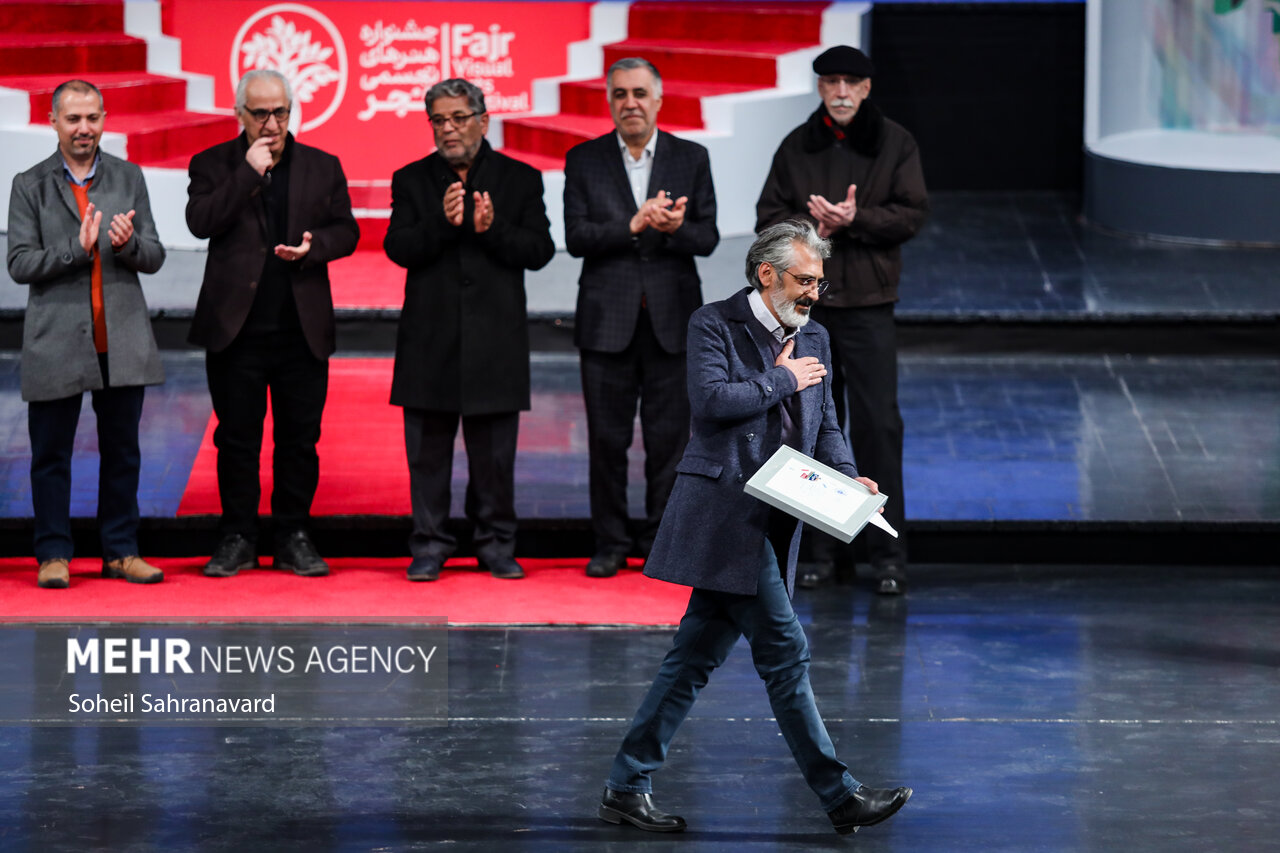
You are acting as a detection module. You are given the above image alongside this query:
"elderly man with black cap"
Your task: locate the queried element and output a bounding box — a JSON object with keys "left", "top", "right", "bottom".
{"left": 756, "top": 45, "right": 928, "bottom": 595}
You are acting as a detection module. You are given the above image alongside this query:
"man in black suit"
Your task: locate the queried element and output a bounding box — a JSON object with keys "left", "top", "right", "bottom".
{"left": 385, "top": 78, "right": 555, "bottom": 582}
{"left": 563, "top": 57, "right": 718, "bottom": 578}
{"left": 187, "top": 69, "right": 359, "bottom": 579}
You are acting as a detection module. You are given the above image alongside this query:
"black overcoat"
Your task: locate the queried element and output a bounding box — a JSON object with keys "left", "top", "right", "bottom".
{"left": 756, "top": 103, "right": 928, "bottom": 308}
{"left": 385, "top": 140, "right": 554, "bottom": 414}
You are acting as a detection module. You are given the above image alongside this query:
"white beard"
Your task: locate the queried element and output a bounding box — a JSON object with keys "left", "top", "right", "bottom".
{"left": 770, "top": 286, "right": 812, "bottom": 329}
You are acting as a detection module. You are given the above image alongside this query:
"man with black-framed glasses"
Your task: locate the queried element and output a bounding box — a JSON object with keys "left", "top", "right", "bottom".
{"left": 756, "top": 45, "right": 929, "bottom": 595}
{"left": 186, "top": 68, "right": 359, "bottom": 580}
{"left": 385, "top": 77, "right": 554, "bottom": 582}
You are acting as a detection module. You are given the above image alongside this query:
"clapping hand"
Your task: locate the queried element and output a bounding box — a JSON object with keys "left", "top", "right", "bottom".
{"left": 79, "top": 202, "right": 102, "bottom": 256}
{"left": 807, "top": 184, "right": 857, "bottom": 237}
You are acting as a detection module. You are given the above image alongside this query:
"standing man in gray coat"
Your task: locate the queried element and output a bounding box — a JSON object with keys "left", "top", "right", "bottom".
{"left": 7, "top": 79, "right": 166, "bottom": 589}
{"left": 597, "top": 221, "right": 911, "bottom": 836}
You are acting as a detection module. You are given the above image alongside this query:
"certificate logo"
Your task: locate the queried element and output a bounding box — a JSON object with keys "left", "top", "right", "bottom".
{"left": 231, "top": 3, "right": 348, "bottom": 133}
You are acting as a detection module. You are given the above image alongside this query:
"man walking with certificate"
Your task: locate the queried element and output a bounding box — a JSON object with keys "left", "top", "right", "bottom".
{"left": 595, "top": 220, "right": 912, "bottom": 836}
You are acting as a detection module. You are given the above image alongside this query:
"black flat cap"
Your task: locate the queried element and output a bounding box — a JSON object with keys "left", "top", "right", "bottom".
{"left": 812, "top": 45, "right": 875, "bottom": 79}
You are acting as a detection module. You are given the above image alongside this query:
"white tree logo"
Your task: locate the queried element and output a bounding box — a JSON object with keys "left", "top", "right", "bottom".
{"left": 231, "top": 3, "right": 348, "bottom": 133}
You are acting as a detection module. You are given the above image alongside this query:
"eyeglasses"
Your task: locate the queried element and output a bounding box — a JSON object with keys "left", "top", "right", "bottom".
{"left": 242, "top": 106, "right": 290, "bottom": 125}
{"left": 429, "top": 112, "right": 480, "bottom": 129}
{"left": 779, "top": 268, "right": 830, "bottom": 296}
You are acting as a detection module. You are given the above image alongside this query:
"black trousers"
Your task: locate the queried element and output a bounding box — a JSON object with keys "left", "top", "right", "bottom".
{"left": 205, "top": 329, "right": 328, "bottom": 540}
{"left": 403, "top": 408, "right": 519, "bottom": 564}
{"left": 579, "top": 308, "right": 689, "bottom": 556}
{"left": 28, "top": 355, "right": 145, "bottom": 563}
{"left": 810, "top": 302, "right": 907, "bottom": 569}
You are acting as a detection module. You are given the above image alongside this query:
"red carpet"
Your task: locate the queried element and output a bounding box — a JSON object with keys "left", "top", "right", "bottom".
{"left": 177, "top": 359, "right": 412, "bottom": 516}
{"left": 0, "top": 558, "right": 686, "bottom": 626}
{"left": 329, "top": 250, "right": 405, "bottom": 309}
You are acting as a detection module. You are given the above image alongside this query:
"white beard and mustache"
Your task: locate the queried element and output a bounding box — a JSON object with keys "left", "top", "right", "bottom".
{"left": 770, "top": 286, "right": 816, "bottom": 329}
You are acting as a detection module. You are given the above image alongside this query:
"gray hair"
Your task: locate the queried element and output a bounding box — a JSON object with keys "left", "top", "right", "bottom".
{"left": 51, "top": 79, "right": 103, "bottom": 116}
{"left": 425, "top": 78, "right": 487, "bottom": 116}
{"left": 745, "top": 220, "right": 831, "bottom": 291}
{"left": 235, "top": 69, "right": 294, "bottom": 111}
{"left": 606, "top": 57, "right": 663, "bottom": 97}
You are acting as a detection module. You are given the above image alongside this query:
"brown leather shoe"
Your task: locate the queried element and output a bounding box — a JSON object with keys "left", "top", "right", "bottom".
{"left": 102, "top": 555, "right": 164, "bottom": 584}
{"left": 37, "top": 558, "right": 70, "bottom": 589}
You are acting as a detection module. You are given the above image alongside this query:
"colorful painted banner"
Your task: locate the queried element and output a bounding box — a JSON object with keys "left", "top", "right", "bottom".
{"left": 169, "top": 1, "right": 592, "bottom": 182}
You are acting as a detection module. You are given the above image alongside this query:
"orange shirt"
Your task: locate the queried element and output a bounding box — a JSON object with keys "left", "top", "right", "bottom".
{"left": 68, "top": 179, "right": 107, "bottom": 354}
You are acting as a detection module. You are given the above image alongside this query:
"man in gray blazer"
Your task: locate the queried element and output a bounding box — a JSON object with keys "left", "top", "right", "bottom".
{"left": 563, "top": 57, "right": 718, "bottom": 578}
{"left": 597, "top": 221, "right": 911, "bottom": 836}
{"left": 7, "top": 79, "right": 166, "bottom": 589}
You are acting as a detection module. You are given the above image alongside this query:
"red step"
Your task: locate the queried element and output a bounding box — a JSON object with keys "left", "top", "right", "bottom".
{"left": 603, "top": 39, "right": 807, "bottom": 87}
{"left": 492, "top": 148, "right": 568, "bottom": 173}
{"left": 559, "top": 78, "right": 763, "bottom": 127}
{"left": 501, "top": 114, "right": 609, "bottom": 163}
{"left": 0, "top": 73, "right": 188, "bottom": 122}
{"left": 354, "top": 217, "right": 388, "bottom": 251}
{"left": 349, "top": 183, "right": 392, "bottom": 210}
{"left": 108, "top": 111, "right": 242, "bottom": 165}
{"left": 0, "top": 0, "right": 123, "bottom": 34}
{"left": 626, "top": 1, "right": 827, "bottom": 44}
{"left": 502, "top": 111, "right": 703, "bottom": 164}
{"left": 0, "top": 33, "right": 147, "bottom": 76}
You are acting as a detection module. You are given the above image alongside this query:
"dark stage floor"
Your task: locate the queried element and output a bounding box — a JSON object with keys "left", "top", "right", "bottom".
{"left": 2, "top": 564, "right": 1277, "bottom": 851}
{"left": 2, "top": 350, "right": 1278, "bottom": 527}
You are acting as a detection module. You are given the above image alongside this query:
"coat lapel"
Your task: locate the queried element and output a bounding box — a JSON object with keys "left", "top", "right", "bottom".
{"left": 646, "top": 130, "right": 670, "bottom": 205}
{"left": 283, "top": 136, "right": 304, "bottom": 245}
{"left": 792, "top": 326, "right": 825, "bottom": 444}
{"left": 725, "top": 289, "right": 773, "bottom": 373}
{"left": 44, "top": 153, "right": 82, "bottom": 220}
{"left": 602, "top": 132, "right": 638, "bottom": 214}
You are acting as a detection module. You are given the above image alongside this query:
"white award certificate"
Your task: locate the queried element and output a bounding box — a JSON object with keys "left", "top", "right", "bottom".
{"left": 743, "top": 445, "right": 891, "bottom": 543}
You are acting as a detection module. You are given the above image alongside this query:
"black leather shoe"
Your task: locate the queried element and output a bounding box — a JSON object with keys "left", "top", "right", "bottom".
{"left": 407, "top": 555, "right": 442, "bottom": 581}
{"left": 274, "top": 531, "right": 330, "bottom": 577}
{"left": 482, "top": 556, "right": 524, "bottom": 579}
{"left": 797, "top": 560, "right": 833, "bottom": 589}
{"left": 875, "top": 564, "right": 907, "bottom": 596}
{"left": 585, "top": 552, "right": 626, "bottom": 578}
{"left": 203, "top": 534, "right": 257, "bottom": 578}
{"left": 598, "top": 787, "right": 686, "bottom": 832}
{"left": 828, "top": 784, "right": 912, "bottom": 835}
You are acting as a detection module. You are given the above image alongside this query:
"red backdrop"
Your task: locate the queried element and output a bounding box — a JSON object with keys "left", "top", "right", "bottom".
{"left": 169, "top": 1, "right": 591, "bottom": 182}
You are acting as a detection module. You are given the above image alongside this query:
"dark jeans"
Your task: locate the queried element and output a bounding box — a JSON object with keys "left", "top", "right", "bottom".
{"left": 205, "top": 329, "right": 328, "bottom": 540}
{"left": 28, "top": 357, "right": 145, "bottom": 563}
{"left": 810, "top": 302, "right": 907, "bottom": 569}
{"left": 606, "top": 542, "right": 859, "bottom": 812}
{"left": 403, "top": 408, "right": 519, "bottom": 564}
{"left": 579, "top": 308, "right": 689, "bottom": 556}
